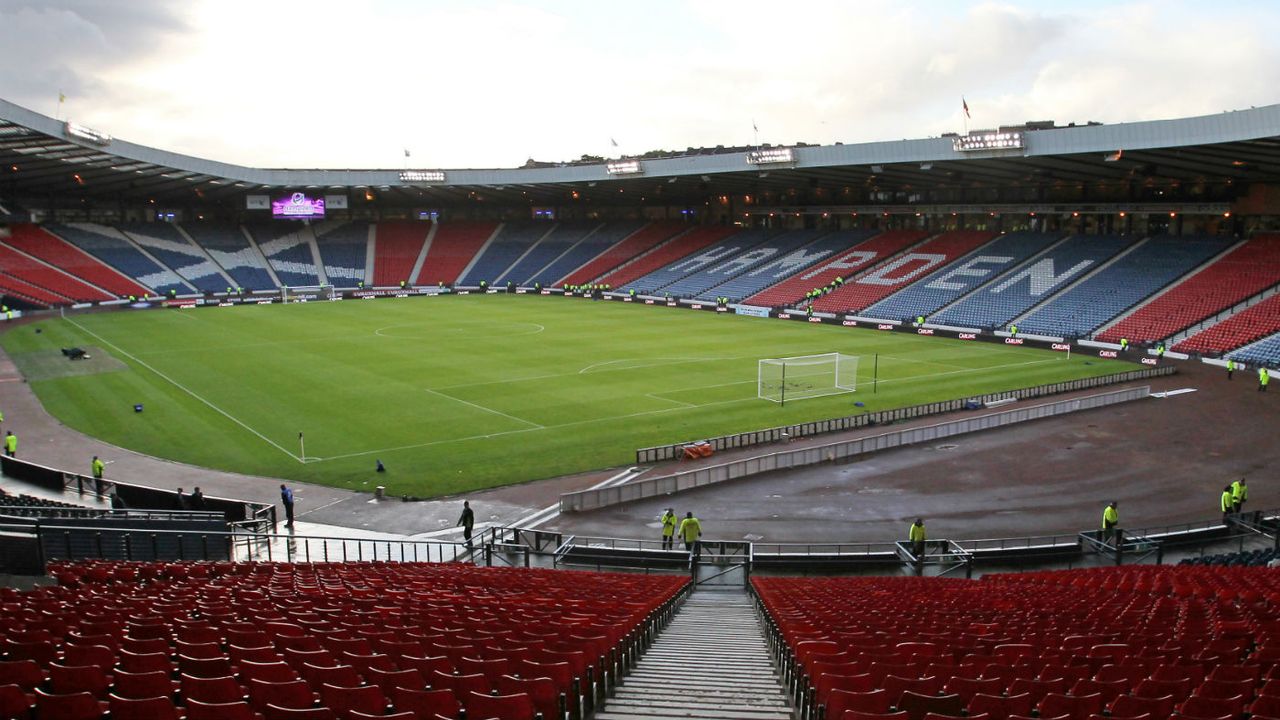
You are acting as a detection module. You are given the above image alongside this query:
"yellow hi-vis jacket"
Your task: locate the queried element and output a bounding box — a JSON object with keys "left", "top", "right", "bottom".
{"left": 1102, "top": 505, "right": 1118, "bottom": 529}
{"left": 1222, "top": 490, "right": 1235, "bottom": 513}
{"left": 908, "top": 523, "right": 926, "bottom": 543}
{"left": 1233, "top": 481, "right": 1248, "bottom": 503}
{"left": 678, "top": 517, "right": 701, "bottom": 543}
{"left": 660, "top": 512, "right": 677, "bottom": 537}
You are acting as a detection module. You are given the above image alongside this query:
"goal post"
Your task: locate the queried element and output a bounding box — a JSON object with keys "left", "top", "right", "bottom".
{"left": 281, "top": 284, "right": 336, "bottom": 303}
{"left": 758, "top": 352, "right": 859, "bottom": 404}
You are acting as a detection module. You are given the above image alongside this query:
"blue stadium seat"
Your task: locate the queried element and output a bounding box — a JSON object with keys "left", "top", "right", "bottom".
{"left": 866, "top": 232, "right": 1062, "bottom": 322}
{"left": 315, "top": 222, "right": 369, "bottom": 287}
{"left": 246, "top": 224, "right": 321, "bottom": 286}
{"left": 121, "top": 223, "right": 230, "bottom": 293}
{"left": 50, "top": 223, "right": 192, "bottom": 295}
{"left": 459, "top": 223, "right": 549, "bottom": 286}
{"left": 182, "top": 224, "right": 277, "bottom": 290}
{"left": 932, "top": 235, "right": 1135, "bottom": 329}
{"left": 497, "top": 222, "right": 602, "bottom": 285}
{"left": 704, "top": 230, "right": 877, "bottom": 302}
{"left": 1227, "top": 331, "right": 1280, "bottom": 368}
{"left": 622, "top": 229, "right": 772, "bottom": 295}
{"left": 528, "top": 221, "right": 646, "bottom": 286}
{"left": 1018, "top": 235, "right": 1234, "bottom": 338}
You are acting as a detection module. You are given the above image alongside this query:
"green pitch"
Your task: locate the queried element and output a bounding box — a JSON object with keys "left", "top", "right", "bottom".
{"left": 3, "top": 295, "right": 1129, "bottom": 496}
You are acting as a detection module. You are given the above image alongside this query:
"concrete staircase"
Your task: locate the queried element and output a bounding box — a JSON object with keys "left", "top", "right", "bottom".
{"left": 597, "top": 590, "right": 794, "bottom": 720}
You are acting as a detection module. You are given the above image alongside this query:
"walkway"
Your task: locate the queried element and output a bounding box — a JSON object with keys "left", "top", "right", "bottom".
{"left": 598, "top": 590, "right": 794, "bottom": 720}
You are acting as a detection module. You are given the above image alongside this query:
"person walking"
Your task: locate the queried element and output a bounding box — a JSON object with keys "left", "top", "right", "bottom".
{"left": 909, "top": 518, "right": 927, "bottom": 560}
{"left": 176, "top": 488, "right": 189, "bottom": 510}
{"left": 1101, "top": 501, "right": 1119, "bottom": 546}
{"left": 1227, "top": 359, "right": 1236, "bottom": 380}
{"left": 457, "top": 500, "right": 475, "bottom": 547}
{"left": 1261, "top": 367, "right": 1271, "bottom": 392}
{"left": 190, "top": 486, "right": 206, "bottom": 511}
{"left": 4, "top": 430, "right": 15, "bottom": 458}
{"left": 280, "top": 484, "right": 295, "bottom": 527}
{"left": 1222, "top": 484, "right": 1236, "bottom": 522}
{"left": 678, "top": 512, "right": 702, "bottom": 555}
{"left": 1232, "top": 478, "right": 1248, "bottom": 514}
{"left": 660, "top": 508, "right": 677, "bottom": 550}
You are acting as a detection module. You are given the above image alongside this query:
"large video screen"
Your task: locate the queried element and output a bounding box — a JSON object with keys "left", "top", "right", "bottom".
{"left": 272, "top": 192, "right": 325, "bottom": 219}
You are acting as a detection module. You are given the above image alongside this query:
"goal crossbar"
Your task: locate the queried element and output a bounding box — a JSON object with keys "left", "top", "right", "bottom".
{"left": 758, "top": 352, "right": 859, "bottom": 404}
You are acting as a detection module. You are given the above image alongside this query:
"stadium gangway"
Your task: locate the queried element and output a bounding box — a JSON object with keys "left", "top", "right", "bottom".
{"left": 750, "top": 541, "right": 901, "bottom": 570}
{"left": 1224, "top": 509, "right": 1280, "bottom": 551}
{"left": 0, "top": 506, "right": 224, "bottom": 523}
{"left": 551, "top": 533, "right": 693, "bottom": 574}
{"left": 1079, "top": 528, "right": 1163, "bottom": 565}
{"left": 896, "top": 538, "right": 976, "bottom": 577}
{"left": 0, "top": 521, "right": 471, "bottom": 570}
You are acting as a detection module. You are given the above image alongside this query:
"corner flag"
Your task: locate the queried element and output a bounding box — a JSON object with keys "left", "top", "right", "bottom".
{"left": 962, "top": 97, "right": 971, "bottom": 119}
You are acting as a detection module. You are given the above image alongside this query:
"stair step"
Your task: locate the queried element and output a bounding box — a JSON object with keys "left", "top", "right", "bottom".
{"left": 600, "top": 590, "right": 794, "bottom": 720}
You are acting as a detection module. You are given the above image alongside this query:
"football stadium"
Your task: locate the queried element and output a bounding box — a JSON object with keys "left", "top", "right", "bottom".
{"left": 3, "top": 3, "right": 1280, "bottom": 718}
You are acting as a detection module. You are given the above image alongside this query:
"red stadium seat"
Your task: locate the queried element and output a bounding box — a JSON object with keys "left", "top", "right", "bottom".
{"left": 185, "top": 699, "right": 263, "bottom": 720}
{"left": 463, "top": 690, "right": 537, "bottom": 720}
{"left": 108, "top": 693, "right": 182, "bottom": 720}
{"left": 390, "top": 687, "right": 460, "bottom": 719}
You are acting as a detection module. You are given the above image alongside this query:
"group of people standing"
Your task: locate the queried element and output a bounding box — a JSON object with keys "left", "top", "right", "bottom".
{"left": 1221, "top": 478, "right": 1249, "bottom": 520}
{"left": 659, "top": 508, "right": 702, "bottom": 552}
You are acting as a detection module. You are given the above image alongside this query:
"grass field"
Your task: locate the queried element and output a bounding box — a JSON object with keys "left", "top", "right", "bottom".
{"left": 2, "top": 294, "right": 1131, "bottom": 496}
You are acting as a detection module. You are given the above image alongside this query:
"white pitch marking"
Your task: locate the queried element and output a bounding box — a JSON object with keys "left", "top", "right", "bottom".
{"left": 646, "top": 393, "right": 695, "bottom": 408}
{"left": 422, "top": 387, "right": 544, "bottom": 429}
{"left": 577, "top": 356, "right": 736, "bottom": 374}
{"left": 63, "top": 316, "right": 303, "bottom": 463}
{"left": 310, "top": 356, "right": 1074, "bottom": 463}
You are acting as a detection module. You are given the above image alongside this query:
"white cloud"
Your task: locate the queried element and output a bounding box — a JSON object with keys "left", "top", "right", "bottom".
{"left": 2, "top": 0, "right": 1276, "bottom": 169}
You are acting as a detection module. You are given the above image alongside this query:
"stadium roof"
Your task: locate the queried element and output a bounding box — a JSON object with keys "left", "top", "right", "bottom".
{"left": 3, "top": 97, "right": 1280, "bottom": 208}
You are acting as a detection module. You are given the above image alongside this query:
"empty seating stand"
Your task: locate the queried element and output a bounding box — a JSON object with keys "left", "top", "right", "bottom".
{"left": 1100, "top": 234, "right": 1280, "bottom": 344}
{"left": 1018, "top": 235, "right": 1235, "bottom": 338}
{"left": 529, "top": 220, "right": 646, "bottom": 287}
{"left": 50, "top": 223, "right": 191, "bottom": 296}
{"left": 621, "top": 228, "right": 769, "bottom": 295}
{"left": 655, "top": 228, "right": 813, "bottom": 299}
{"left": 21, "top": 560, "right": 686, "bottom": 720}
{"left": 597, "top": 225, "right": 739, "bottom": 289}
{"left": 313, "top": 222, "right": 369, "bottom": 287}
{"left": 182, "top": 224, "right": 277, "bottom": 291}
{"left": 6, "top": 224, "right": 150, "bottom": 299}
{"left": 459, "top": 223, "right": 550, "bottom": 286}
{"left": 121, "top": 222, "right": 229, "bottom": 293}
{"left": 933, "top": 235, "right": 1134, "bottom": 330}
{"left": 497, "top": 222, "right": 601, "bottom": 286}
{"left": 560, "top": 221, "right": 686, "bottom": 287}
{"left": 415, "top": 221, "right": 496, "bottom": 286}
{"left": 1227, "top": 329, "right": 1280, "bottom": 368}
{"left": 1175, "top": 294, "right": 1280, "bottom": 356}
{"left": 718, "top": 229, "right": 875, "bottom": 305}
{"left": 746, "top": 230, "right": 927, "bottom": 308}
{"left": 687, "top": 228, "right": 837, "bottom": 301}
{"left": 812, "top": 231, "right": 996, "bottom": 314}
{"left": 757, "top": 566, "right": 1280, "bottom": 720}
{"left": 0, "top": 243, "right": 105, "bottom": 304}
{"left": 866, "top": 231, "right": 1063, "bottom": 322}
{"left": 246, "top": 224, "right": 321, "bottom": 287}
{"left": 370, "top": 221, "right": 429, "bottom": 286}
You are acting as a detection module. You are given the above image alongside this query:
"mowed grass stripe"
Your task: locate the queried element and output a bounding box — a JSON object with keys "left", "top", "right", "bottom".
{"left": 1, "top": 295, "right": 1130, "bottom": 495}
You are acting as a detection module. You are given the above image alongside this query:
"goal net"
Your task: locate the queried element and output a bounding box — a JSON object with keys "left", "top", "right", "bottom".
{"left": 758, "top": 353, "right": 859, "bottom": 404}
{"left": 281, "top": 285, "right": 336, "bottom": 303}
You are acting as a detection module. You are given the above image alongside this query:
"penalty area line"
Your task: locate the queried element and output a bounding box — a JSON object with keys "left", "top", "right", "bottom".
{"left": 423, "top": 387, "right": 544, "bottom": 429}
{"left": 62, "top": 316, "right": 304, "bottom": 464}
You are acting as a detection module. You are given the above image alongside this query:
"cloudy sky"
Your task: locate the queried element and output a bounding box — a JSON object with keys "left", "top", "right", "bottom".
{"left": 2, "top": 0, "right": 1278, "bottom": 170}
